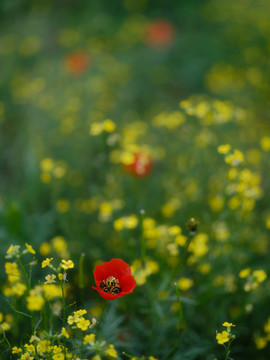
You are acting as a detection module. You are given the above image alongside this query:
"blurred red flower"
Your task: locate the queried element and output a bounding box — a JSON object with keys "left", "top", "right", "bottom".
{"left": 143, "top": 19, "right": 176, "bottom": 49}
{"left": 124, "top": 153, "right": 152, "bottom": 177}
{"left": 93, "top": 258, "right": 136, "bottom": 300}
{"left": 64, "top": 51, "right": 90, "bottom": 75}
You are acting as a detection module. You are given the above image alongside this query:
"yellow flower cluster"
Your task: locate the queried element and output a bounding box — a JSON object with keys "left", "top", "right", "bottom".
{"left": 67, "top": 309, "right": 90, "bottom": 331}
{"left": 239, "top": 268, "right": 267, "bottom": 291}
{"left": 3, "top": 262, "right": 27, "bottom": 297}
{"left": 39, "top": 236, "right": 69, "bottom": 259}
{"left": 89, "top": 119, "right": 116, "bottom": 135}
{"left": 131, "top": 258, "right": 159, "bottom": 286}
{"left": 180, "top": 95, "right": 244, "bottom": 125}
{"left": 113, "top": 214, "right": 139, "bottom": 231}
{"left": 255, "top": 317, "right": 270, "bottom": 349}
{"left": 40, "top": 158, "right": 67, "bottom": 184}
{"left": 0, "top": 312, "right": 13, "bottom": 333}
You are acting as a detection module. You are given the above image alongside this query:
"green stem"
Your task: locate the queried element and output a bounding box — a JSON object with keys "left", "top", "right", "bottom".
{"left": 224, "top": 342, "right": 231, "bottom": 360}
{"left": 61, "top": 275, "right": 67, "bottom": 360}
{"left": 17, "top": 257, "right": 31, "bottom": 291}
{"left": 79, "top": 253, "right": 85, "bottom": 305}
{"left": 174, "top": 282, "right": 185, "bottom": 331}
{"left": 16, "top": 257, "right": 34, "bottom": 332}
{"left": 80, "top": 330, "right": 84, "bottom": 359}
{"left": 140, "top": 209, "right": 146, "bottom": 264}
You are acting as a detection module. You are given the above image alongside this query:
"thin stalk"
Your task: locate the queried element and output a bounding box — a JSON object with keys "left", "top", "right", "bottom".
{"left": 224, "top": 342, "right": 231, "bottom": 360}
{"left": 174, "top": 282, "right": 185, "bottom": 331}
{"left": 79, "top": 253, "right": 85, "bottom": 305}
{"left": 80, "top": 330, "right": 84, "bottom": 359}
{"left": 61, "top": 275, "right": 67, "bottom": 360}
{"left": 16, "top": 257, "right": 34, "bottom": 332}
{"left": 140, "top": 209, "right": 146, "bottom": 264}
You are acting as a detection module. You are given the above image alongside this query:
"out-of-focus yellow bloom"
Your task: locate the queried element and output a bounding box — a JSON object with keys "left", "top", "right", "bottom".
{"left": 12, "top": 347, "right": 22, "bottom": 354}
{"left": 175, "top": 234, "right": 187, "bottom": 246}
{"left": 178, "top": 277, "right": 194, "bottom": 291}
{"left": 6, "top": 244, "right": 20, "bottom": 255}
{"left": 225, "top": 149, "right": 244, "bottom": 166}
{"left": 209, "top": 195, "right": 224, "bottom": 212}
{"left": 52, "top": 236, "right": 67, "bottom": 253}
{"left": 40, "top": 158, "right": 54, "bottom": 172}
{"left": 106, "top": 344, "right": 117, "bottom": 358}
{"left": 261, "top": 136, "right": 270, "bottom": 151}
{"left": 26, "top": 294, "right": 45, "bottom": 311}
{"left": 253, "top": 270, "right": 267, "bottom": 283}
{"left": 113, "top": 215, "right": 139, "bottom": 231}
{"left": 42, "top": 258, "right": 53, "bottom": 268}
{"left": 56, "top": 199, "right": 70, "bottom": 213}
{"left": 44, "top": 274, "right": 56, "bottom": 284}
{"left": 83, "top": 333, "right": 96, "bottom": 344}
{"left": 103, "top": 119, "right": 116, "bottom": 132}
{"left": 239, "top": 268, "right": 251, "bottom": 278}
{"left": 189, "top": 233, "right": 208, "bottom": 258}
{"left": 152, "top": 111, "right": 186, "bottom": 129}
{"left": 217, "top": 144, "right": 231, "bottom": 154}
{"left": 255, "top": 337, "right": 268, "bottom": 349}
{"left": 25, "top": 243, "right": 36, "bottom": 255}
{"left": 39, "top": 242, "right": 51, "bottom": 256}
{"left": 40, "top": 173, "right": 51, "bottom": 183}
{"left": 61, "top": 327, "right": 70, "bottom": 339}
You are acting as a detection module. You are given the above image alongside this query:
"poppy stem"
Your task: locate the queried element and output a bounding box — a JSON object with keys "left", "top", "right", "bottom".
{"left": 140, "top": 209, "right": 146, "bottom": 264}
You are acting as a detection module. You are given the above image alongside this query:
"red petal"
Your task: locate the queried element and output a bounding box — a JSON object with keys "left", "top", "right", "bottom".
{"left": 120, "top": 274, "right": 137, "bottom": 294}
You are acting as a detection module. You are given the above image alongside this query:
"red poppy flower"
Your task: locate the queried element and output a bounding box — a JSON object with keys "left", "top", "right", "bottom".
{"left": 64, "top": 51, "right": 90, "bottom": 76}
{"left": 93, "top": 259, "right": 136, "bottom": 300}
{"left": 124, "top": 153, "right": 152, "bottom": 177}
{"left": 143, "top": 19, "right": 176, "bottom": 49}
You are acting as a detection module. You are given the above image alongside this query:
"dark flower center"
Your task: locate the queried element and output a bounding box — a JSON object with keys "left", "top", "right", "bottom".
{"left": 100, "top": 276, "right": 121, "bottom": 295}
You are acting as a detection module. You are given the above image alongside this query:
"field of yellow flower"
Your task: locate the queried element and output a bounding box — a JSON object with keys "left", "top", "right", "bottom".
{"left": 1, "top": 0, "right": 270, "bottom": 359}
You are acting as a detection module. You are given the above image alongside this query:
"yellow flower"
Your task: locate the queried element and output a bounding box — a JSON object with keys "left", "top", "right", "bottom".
{"left": 239, "top": 268, "right": 251, "bottom": 278}
{"left": 105, "top": 344, "right": 117, "bottom": 358}
{"left": 67, "top": 315, "right": 76, "bottom": 325}
{"left": 42, "top": 258, "right": 53, "bottom": 268}
{"left": 58, "top": 273, "right": 63, "bottom": 281}
{"left": 178, "top": 277, "right": 194, "bottom": 291}
{"left": 61, "top": 327, "right": 70, "bottom": 339}
{"left": 253, "top": 269, "right": 267, "bottom": 283}
{"left": 44, "top": 274, "right": 56, "bottom": 284}
{"left": 25, "top": 243, "right": 36, "bottom": 255}
{"left": 76, "top": 317, "right": 90, "bottom": 331}
{"left": 261, "top": 136, "right": 270, "bottom": 151}
{"left": 83, "top": 333, "right": 96, "bottom": 344}
{"left": 216, "top": 330, "right": 230, "bottom": 344}
{"left": 103, "top": 119, "right": 116, "bottom": 133}
{"left": 74, "top": 309, "right": 87, "bottom": 316}
{"left": 61, "top": 259, "right": 74, "bottom": 270}
{"left": 217, "top": 144, "right": 231, "bottom": 154}
{"left": 12, "top": 346, "right": 22, "bottom": 354}
{"left": 223, "top": 322, "right": 236, "bottom": 328}
{"left": 39, "top": 242, "right": 51, "bottom": 256}
{"left": 26, "top": 295, "right": 45, "bottom": 311}
{"left": 6, "top": 245, "right": 20, "bottom": 256}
